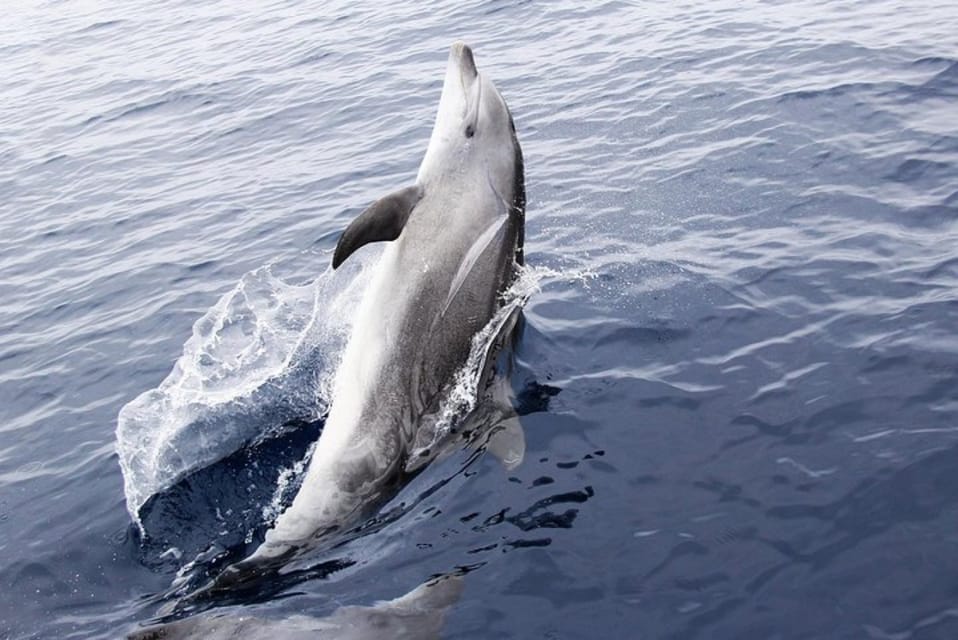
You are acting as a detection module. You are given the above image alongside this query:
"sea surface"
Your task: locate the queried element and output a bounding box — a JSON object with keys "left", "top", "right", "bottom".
{"left": 2, "top": 1, "right": 958, "bottom": 638}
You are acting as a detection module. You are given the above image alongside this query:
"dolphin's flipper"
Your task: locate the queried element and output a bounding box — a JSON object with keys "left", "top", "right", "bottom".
{"left": 479, "top": 371, "right": 526, "bottom": 470}
{"left": 484, "top": 413, "right": 525, "bottom": 470}
{"left": 332, "top": 185, "right": 423, "bottom": 269}
{"left": 469, "top": 303, "right": 525, "bottom": 470}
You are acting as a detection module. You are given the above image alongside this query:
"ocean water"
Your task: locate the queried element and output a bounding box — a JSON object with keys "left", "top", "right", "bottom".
{"left": 2, "top": 0, "right": 958, "bottom": 638}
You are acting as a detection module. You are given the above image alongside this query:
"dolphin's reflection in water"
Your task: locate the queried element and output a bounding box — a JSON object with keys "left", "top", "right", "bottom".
{"left": 128, "top": 573, "right": 463, "bottom": 640}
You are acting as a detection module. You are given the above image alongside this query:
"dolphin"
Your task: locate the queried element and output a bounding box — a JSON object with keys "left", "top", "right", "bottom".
{"left": 129, "top": 574, "right": 463, "bottom": 640}
{"left": 199, "top": 41, "right": 525, "bottom": 588}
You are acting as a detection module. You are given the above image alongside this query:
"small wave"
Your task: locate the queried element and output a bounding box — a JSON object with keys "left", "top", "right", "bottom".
{"left": 76, "top": 19, "right": 124, "bottom": 34}
{"left": 886, "top": 157, "right": 953, "bottom": 183}
{"left": 912, "top": 56, "right": 957, "bottom": 68}
{"left": 922, "top": 59, "right": 958, "bottom": 92}
{"left": 776, "top": 81, "right": 878, "bottom": 103}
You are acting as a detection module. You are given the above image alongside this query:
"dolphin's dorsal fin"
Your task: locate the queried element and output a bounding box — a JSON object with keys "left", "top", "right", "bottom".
{"left": 332, "top": 184, "right": 423, "bottom": 269}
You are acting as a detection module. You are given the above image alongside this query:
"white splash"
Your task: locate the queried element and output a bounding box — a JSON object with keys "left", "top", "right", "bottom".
{"left": 116, "top": 256, "right": 567, "bottom": 534}
{"left": 115, "top": 250, "right": 380, "bottom": 531}
{"left": 261, "top": 443, "right": 315, "bottom": 527}
{"left": 410, "top": 264, "right": 552, "bottom": 458}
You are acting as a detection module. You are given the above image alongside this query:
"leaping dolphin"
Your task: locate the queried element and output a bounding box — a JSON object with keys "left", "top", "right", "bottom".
{"left": 201, "top": 41, "right": 525, "bottom": 587}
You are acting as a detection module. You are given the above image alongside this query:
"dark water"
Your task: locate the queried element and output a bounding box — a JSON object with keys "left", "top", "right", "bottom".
{"left": 3, "top": 1, "right": 958, "bottom": 638}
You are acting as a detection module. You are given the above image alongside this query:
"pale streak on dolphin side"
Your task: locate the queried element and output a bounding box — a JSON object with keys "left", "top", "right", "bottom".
{"left": 128, "top": 575, "right": 463, "bottom": 640}
{"left": 210, "top": 41, "right": 525, "bottom": 579}
{"left": 442, "top": 215, "right": 508, "bottom": 317}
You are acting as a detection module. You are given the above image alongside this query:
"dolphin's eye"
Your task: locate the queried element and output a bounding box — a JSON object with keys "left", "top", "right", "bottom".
{"left": 465, "top": 124, "right": 475, "bottom": 138}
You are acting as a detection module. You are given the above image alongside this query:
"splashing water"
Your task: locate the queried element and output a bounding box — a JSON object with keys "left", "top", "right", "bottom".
{"left": 116, "top": 255, "right": 567, "bottom": 534}
{"left": 410, "top": 264, "right": 557, "bottom": 459}
{"left": 260, "top": 444, "right": 314, "bottom": 528}
{"left": 115, "top": 250, "right": 379, "bottom": 531}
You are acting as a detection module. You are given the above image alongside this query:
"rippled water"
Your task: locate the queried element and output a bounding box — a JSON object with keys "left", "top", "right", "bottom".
{"left": 2, "top": 1, "right": 958, "bottom": 638}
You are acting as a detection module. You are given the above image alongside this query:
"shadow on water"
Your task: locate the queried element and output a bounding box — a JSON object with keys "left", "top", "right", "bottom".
{"left": 515, "top": 380, "right": 562, "bottom": 416}
{"left": 464, "top": 484, "right": 596, "bottom": 551}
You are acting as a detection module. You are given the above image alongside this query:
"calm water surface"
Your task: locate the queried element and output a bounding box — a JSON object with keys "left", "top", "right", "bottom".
{"left": 2, "top": 1, "right": 958, "bottom": 638}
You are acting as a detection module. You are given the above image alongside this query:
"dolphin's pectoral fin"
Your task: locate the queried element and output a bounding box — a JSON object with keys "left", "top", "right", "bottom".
{"left": 332, "top": 184, "right": 423, "bottom": 269}
{"left": 475, "top": 371, "right": 525, "bottom": 470}
{"left": 485, "top": 413, "right": 525, "bottom": 470}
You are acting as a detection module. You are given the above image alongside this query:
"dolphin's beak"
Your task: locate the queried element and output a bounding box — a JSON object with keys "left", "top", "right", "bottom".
{"left": 450, "top": 41, "right": 478, "bottom": 83}
{"left": 449, "top": 41, "right": 481, "bottom": 130}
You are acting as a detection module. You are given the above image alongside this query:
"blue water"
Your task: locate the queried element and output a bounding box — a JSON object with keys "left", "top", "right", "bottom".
{"left": 3, "top": 0, "right": 958, "bottom": 638}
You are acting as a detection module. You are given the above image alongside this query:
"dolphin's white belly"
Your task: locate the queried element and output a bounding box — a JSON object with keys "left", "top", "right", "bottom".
{"left": 256, "top": 243, "right": 406, "bottom": 555}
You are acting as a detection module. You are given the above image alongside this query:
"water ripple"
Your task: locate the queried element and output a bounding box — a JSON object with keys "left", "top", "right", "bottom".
{"left": 1, "top": 0, "right": 958, "bottom": 638}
